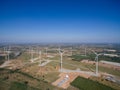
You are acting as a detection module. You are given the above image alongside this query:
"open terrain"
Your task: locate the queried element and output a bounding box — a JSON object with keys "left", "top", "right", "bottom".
{"left": 0, "top": 44, "right": 120, "bottom": 90}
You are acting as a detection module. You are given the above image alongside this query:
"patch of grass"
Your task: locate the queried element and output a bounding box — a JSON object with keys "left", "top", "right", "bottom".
{"left": 71, "top": 54, "right": 120, "bottom": 63}
{"left": 71, "top": 76, "right": 115, "bottom": 90}
{"left": 44, "top": 72, "right": 60, "bottom": 82}
{"left": 17, "top": 71, "right": 41, "bottom": 81}
{"left": 0, "top": 68, "right": 6, "bottom": 71}
{"left": 0, "top": 80, "right": 10, "bottom": 90}
{"left": 98, "top": 66, "right": 120, "bottom": 77}
{"left": 9, "top": 82, "right": 27, "bottom": 90}
{"left": 70, "top": 54, "right": 95, "bottom": 61}
{"left": 0, "top": 68, "right": 41, "bottom": 81}
{"left": 17, "top": 52, "right": 31, "bottom": 62}
{"left": 9, "top": 82, "right": 40, "bottom": 90}
{"left": 0, "top": 68, "right": 62, "bottom": 90}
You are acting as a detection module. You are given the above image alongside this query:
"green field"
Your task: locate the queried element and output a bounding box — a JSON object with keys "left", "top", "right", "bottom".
{"left": 0, "top": 80, "right": 45, "bottom": 90}
{"left": 9, "top": 82, "right": 40, "bottom": 90}
{"left": 71, "top": 54, "right": 120, "bottom": 63}
{"left": 70, "top": 54, "right": 95, "bottom": 61}
{"left": 71, "top": 76, "right": 115, "bottom": 90}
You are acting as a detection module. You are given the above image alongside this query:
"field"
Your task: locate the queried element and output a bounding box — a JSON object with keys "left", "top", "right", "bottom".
{"left": 71, "top": 76, "right": 115, "bottom": 90}
{"left": 0, "top": 68, "right": 62, "bottom": 90}
{"left": 0, "top": 44, "right": 120, "bottom": 90}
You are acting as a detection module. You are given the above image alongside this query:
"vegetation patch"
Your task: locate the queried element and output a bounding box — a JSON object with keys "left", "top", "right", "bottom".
{"left": 71, "top": 76, "right": 115, "bottom": 90}
{"left": 9, "top": 82, "right": 27, "bottom": 90}
{"left": 99, "top": 56, "right": 120, "bottom": 63}
{"left": 70, "top": 54, "right": 95, "bottom": 61}
{"left": 9, "top": 82, "right": 40, "bottom": 90}
{"left": 71, "top": 54, "right": 120, "bottom": 63}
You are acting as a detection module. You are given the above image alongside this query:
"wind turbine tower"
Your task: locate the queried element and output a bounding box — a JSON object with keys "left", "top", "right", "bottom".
{"left": 92, "top": 50, "right": 103, "bottom": 76}
{"left": 4, "top": 47, "right": 6, "bottom": 54}
{"left": 6, "top": 46, "right": 11, "bottom": 61}
{"left": 4, "top": 47, "right": 7, "bottom": 60}
{"left": 58, "top": 48, "right": 64, "bottom": 72}
{"left": 70, "top": 47, "right": 72, "bottom": 56}
{"left": 39, "top": 50, "right": 41, "bottom": 65}
{"left": 85, "top": 48, "right": 86, "bottom": 56}
{"left": 45, "top": 47, "right": 48, "bottom": 56}
{"left": 31, "top": 48, "right": 34, "bottom": 62}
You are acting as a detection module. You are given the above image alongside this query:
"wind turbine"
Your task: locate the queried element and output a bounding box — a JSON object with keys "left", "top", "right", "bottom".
{"left": 45, "top": 47, "right": 48, "bottom": 56}
{"left": 39, "top": 50, "right": 41, "bottom": 65}
{"left": 30, "top": 47, "right": 34, "bottom": 62}
{"left": 4, "top": 47, "right": 6, "bottom": 54}
{"left": 4, "top": 47, "right": 7, "bottom": 60}
{"left": 85, "top": 47, "right": 86, "bottom": 56}
{"left": 29, "top": 46, "right": 31, "bottom": 54}
{"left": 92, "top": 50, "right": 103, "bottom": 76}
{"left": 58, "top": 48, "right": 64, "bottom": 72}
{"left": 70, "top": 47, "right": 73, "bottom": 56}
{"left": 6, "top": 46, "right": 11, "bottom": 61}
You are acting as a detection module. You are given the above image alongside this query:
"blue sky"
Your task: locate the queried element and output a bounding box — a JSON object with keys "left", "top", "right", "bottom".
{"left": 0, "top": 0, "right": 120, "bottom": 43}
